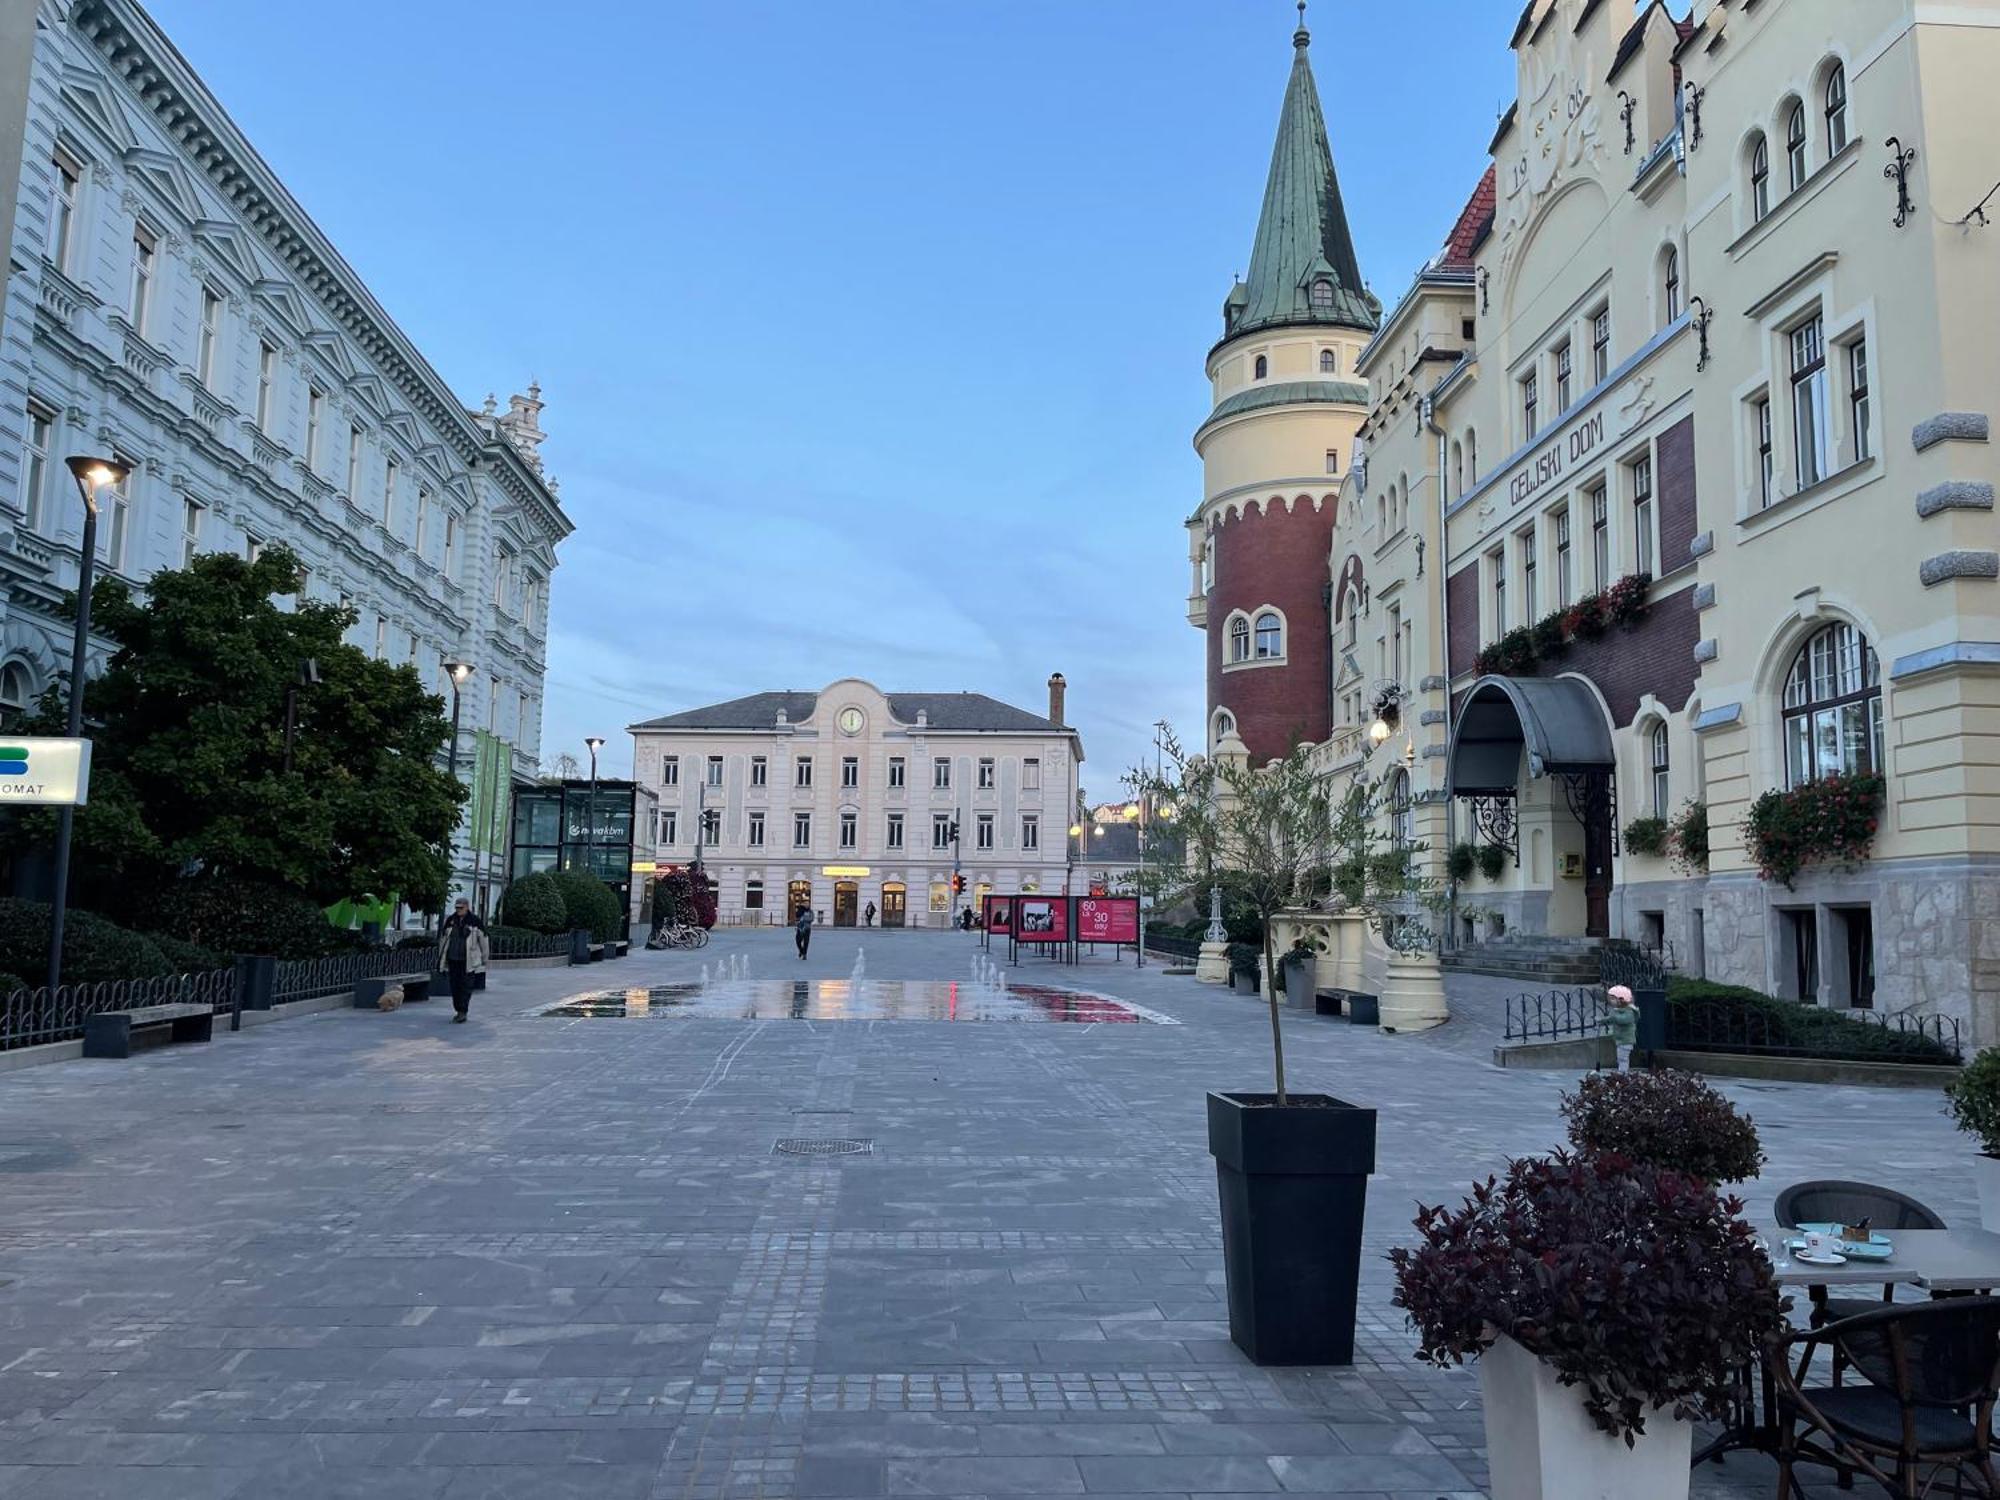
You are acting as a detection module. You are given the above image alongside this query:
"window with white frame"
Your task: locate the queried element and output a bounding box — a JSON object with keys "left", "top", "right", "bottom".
{"left": 493, "top": 544, "right": 515, "bottom": 611}
{"left": 1848, "top": 336, "right": 1871, "bottom": 462}
{"left": 1022, "top": 757, "right": 1041, "bottom": 791}
{"left": 1325, "top": 448, "right": 1339, "bottom": 475}
{"left": 21, "top": 403, "right": 51, "bottom": 534}
{"left": 793, "top": 811, "right": 812, "bottom": 849}
{"left": 46, "top": 150, "right": 80, "bottom": 270}
{"left": 1518, "top": 530, "right": 1537, "bottom": 619}
{"left": 840, "top": 811, "right": 858, "bottom": 850}
{"left": 1213, "top": 708, "right": 1236, "bottom": 744}
{"left": 1786, "top": 102, "right": 1808, "bottom": 190}
{"left": 1554, "top": 507, "right": 1573, "bottom": 604}
{"left": 1490, "top": 547, "right": 1507, "bottom": 635}
{"left": 181, "top": 496, "right": 203, "bottom": 566}
{"left": 1824, "top": 64, "right": 1849, "bottom": 155}
{"left": 444, "top": 512, "right": 459, "bottom": 580}
{"left": 244, "top": 532, "right": 263, "bottom": 562}
{"left": 977, "top": 756, "right": 995, "bottom": 789}
{"left": 1253, "top": 354, "right": 1268, "bottom": 379}
{"left": 1555, "top": 340, "right": 1573, "bottom": 412}
{"left": 1782, "top": 622, "right": 1882, "bottom": 786}
{"left": 1750, "top": 135, "right": 1771, "bottom": 222}
{"left": 1650, "top": 722, "right": 1670, "bottom": 818}
{"left": 346, "top": 426, "right": 363, "bottom": 498}
{"left": 1755, "top": 395, "right": 1774, "bottom": 507}
{"left": 383, "top": 456, "right": 399, "bottom": 530}
{"left": 707, "top": 754, "right": 723, "bottom": 787}
{"left": 1590, "top": 484, "right": 1610, "bottom": 588}
{"left": 1591, "top": 305, "right": 1611, "bottom": 383}
{"left": 1791, "top": 314, "right": 1830, "bottom": 488}
{"left": 700, "top": 808, "right": 721, "bottom": 846}
{"left": 1521, "top": 369, "right": 1539, "bottom": 439}
{"left": 747, "top": 810, "right": 764, "bottom": 847}
{"left": 660, "top": 809, "right": 678, "bottom": 845}
{"left": 932, "top": 756, "right": 950, "bottom": 790}
{"left": 1662, "top": 245, "right": 1682, "bottom": 324}
{"left": 887, "top": 755, "right": 904, "bottom": 788}
{"left": 1229, "top": 614, "right": 1250, "bottom": 663}
{"left": 415, "top": 488, "right": 431, "bottom": 555}
{"left": 1254, "top": 611, "right": 1282, "bottom": 659}
{"left": 661, "top": 754, "right": 679, "bottom": 786}
{"left": 886, "top": 811, "right": 904, "bottom": 849}
{"left": 751, "top": 755, "right": 768, "bottom": 786}
{"left": 99, "top": 460, "right": 130, "bottom": 571}
{"left": 1389, "top": 768, "right": 1413, "bottom": 847}
{"left": 256, "top": 342, "right": 276, "bottom": 431}
{"left": 374, "top": 617, "right": 387, "bottom": 661}
{"left": 1319, "top": 348, "right": 1337, "bottom": 373}
{"left": 745, "top": 878, "right": 765, "bottom": 909}
{"left": 305, "top": 387, "right": 325, "bottom": 469}
{"left": 1343, "top": 587, "right": 1359, "bottom": 648}
{"left": 198, "top": 286, "right": 222, "bottom": 387}
{"left": 1387, "top": 600, "right": 1404, "bottom": 683}
{"left": 976, "top": 813, "right": 994, "bottom": 850}
{"left": 932, "top": 813, "right": 953, "bottom": 849}
{"left": 129, "top": 223, "right": 155, "bottom": 335}
{"left": 842, "top": 755, "right": 859, "bottom": 789}
{"left": 1022, "top": 815, "right": 1039, "bottom": 851}
{"left": 1629, "top": 455, "right": 1654, "bottom": 575}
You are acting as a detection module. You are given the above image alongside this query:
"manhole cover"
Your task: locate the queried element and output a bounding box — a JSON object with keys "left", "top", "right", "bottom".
{"left": 773, "top": 1138, "right": 872, "bottom": 1157}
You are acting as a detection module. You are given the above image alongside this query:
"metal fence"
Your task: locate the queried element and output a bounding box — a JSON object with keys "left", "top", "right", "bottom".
{"left": 271, "top": 948, "right": 424, "bottom": 1005}
{"left": 0, "top": 969, "right": 235, "bottom": 1052}
{"left": 1599, "top": 944, "right": 1669, "bottom": 990}
{"left": 1504, "top": 985, "right": 1610, "bottom": 1044}
{"left": 1665, "top": 993, "right": 1963, "bottom": 1065}
{"left": 1142, "top": 929, "right": 1203, "bottom": 961}
{"left": 491, "top": 931, "right": 571, "bottom": 960}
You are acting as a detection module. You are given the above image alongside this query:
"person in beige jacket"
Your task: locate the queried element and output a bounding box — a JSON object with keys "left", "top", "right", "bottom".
{"left": 436, "top": 897, "right": 490, "bottom": 1022}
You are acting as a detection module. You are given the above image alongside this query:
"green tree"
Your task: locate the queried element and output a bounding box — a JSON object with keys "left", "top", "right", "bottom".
{"left": 13, "top": 547, "right": 463, "bottom": 915}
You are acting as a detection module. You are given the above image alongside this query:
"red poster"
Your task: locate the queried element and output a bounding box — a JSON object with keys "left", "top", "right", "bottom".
{"left": 1074, "top": 897, "right": 1138, "bottom": 944}
{"left": 984, "top": 894, "right": 1013, "bottom": 933}
{"left": 1014, "top": 896, "right": 1068, "bottom": 943}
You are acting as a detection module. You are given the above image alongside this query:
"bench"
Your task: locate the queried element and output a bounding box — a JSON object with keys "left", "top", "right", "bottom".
{"left": 353, "top": 972, "right": 431, "bottom": 1009}
{"left": 83, "top": 1002, "right": 213, "bottom": 1059}
{"left": 606, "top": 940, "right": 629, "bottom": 960}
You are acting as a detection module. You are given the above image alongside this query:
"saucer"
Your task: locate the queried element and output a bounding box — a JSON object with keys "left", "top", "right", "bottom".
{"left": 1790, "top": 1248, "right": 1848, "bottom": 1266}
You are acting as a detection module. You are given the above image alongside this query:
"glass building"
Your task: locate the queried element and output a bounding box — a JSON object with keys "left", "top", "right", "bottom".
{"left": 509, "top": 780, "right": 658, "bottom": 927}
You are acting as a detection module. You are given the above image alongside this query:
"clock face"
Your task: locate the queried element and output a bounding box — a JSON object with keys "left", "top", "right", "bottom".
{"left": 837, "top": 708, "right": 864, "bottom": 735}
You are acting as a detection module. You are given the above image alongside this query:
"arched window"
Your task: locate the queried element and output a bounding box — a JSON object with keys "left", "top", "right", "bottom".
{"left": 1782, "top": 621, "right": 1883, "bottom": 786}
{"left": 1467, "top": 428, "right": 1478, "bottom": 483}
{"left": 1649, "top": 722, "right": 1670, "bottom": 818}
{"left": 0, "top": 662, "right": 29, "bottom": 729}
{"left": 1342, "top": 588, "right": 1359, "bottom": 647}
{"left": 1450, "top": 440, "right": 1463, "bottom": 501}
{"left": 1254, "top": 612, "right": 1282, "bottom": 659}
{"left": 1253, "top": 354, "right": 1268, "bottom": 380}
{"left": 1310, "top": 278, "right": 1335, "bottom": 312}
{"left": 1319, "top": 348, "right": 1337, "bottom": 374}
{"left": 1749, "top": 134, "right": 1770, "bottom": 221}
{"left": 1389, "top": 768, "right": 1413, "bottom": 848}
{"left": 1824, "top": 64, "right": 1849, "bottom": 155}
{"left": 1229, "top": 615, "right": 1251, "bottom": 663}
{"left": 1662, "top": 245, "right": 1682, "bottom": 323}
{"left": 1786, "top": 101, "right": 1808, "bottom": 190}
{"left": 1213, "top": 708, "right": 1236, "bottom": 745}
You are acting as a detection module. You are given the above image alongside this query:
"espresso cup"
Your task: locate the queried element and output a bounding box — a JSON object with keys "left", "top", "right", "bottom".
{"left": 1803, "top": 1229, "right": 1833, "bottom": 1258}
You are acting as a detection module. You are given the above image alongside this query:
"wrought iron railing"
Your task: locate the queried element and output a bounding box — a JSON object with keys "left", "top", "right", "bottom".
{"left": 491, "top": 931, "right": 571, "bottom": 960}
{"left": 1664, "top": 992, "right": 1963, "bottom": 1065}
{"left": 1599, "top": 944, "right": 1668, "bottom": 991}
{"left": 1142, "top": 929, "right": 1203, "bottom": 960}
{"left": 271, "top": 948, "right": 421, "bottom": 1005}
{"left": 1504, "top": 985, "right": 1610, "bottom": 1044}
{"left": 0, "top": 969, "right": 235, "bottom": 1052}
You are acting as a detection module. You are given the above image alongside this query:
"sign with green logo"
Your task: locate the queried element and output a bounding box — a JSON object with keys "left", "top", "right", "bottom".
{"left": 0, "top": 738, "right": 91, "bottom": 805}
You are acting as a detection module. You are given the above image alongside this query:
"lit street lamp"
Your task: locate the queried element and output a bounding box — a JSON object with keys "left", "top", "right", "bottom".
{"left": 47, "top": 455, "right": 130, "bottom": 992}
{"left": 582, "top": 735, "right": 605, "bottom": 876}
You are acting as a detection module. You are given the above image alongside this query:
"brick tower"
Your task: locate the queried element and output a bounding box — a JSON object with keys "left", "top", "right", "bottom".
{"left": 1187, "top": 5, "right": 1377, "bottom": 764}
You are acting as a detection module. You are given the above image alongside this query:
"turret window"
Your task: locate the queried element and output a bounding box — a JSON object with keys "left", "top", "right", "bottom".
{"left": 1253, "top": 355, "right": 1268, "bottom": 380}
{"left": 1254, "top": 613, "right": 1282, "bottom": 659}
{"left": 1229, "top": 615, "right": 1251, "bottom": 662}
{"left": 1310, "top": 278, "right": 1335, "bottom": 312}
{"left": 1319, "top": 348, "right": 1337, "bottom": 374}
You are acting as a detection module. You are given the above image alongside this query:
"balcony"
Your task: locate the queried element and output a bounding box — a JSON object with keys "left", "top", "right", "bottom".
{"left": 251, "top": 432, "right": 289, "bottom": 480}
{"left": 36, "top": 265, "right": 87, "bottom": 331}
{"left": 1187, "top": 591, "right": 1208, "bottom": 628}
{"left": 121, "top": 330, "right": 165, "bottom": 390}
{"left": 185, "top": 378, "right": 227, "bottom": 438}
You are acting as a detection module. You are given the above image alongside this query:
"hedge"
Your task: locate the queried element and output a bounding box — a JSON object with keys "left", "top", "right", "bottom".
{"left": 130, "top": 877, "right": 356, "bottom": 960}
{"left": 550, "top": 868, "right": 624, "bottom": 941}
{"left": 500, "top": 871, "right": 567, "bottom": 934}
{"left": 144, "top": 932, "right": 228, "bottom": 974}
{"left": 0, "top": 899, "right": 173, "bottom": 984}
{"left": 1665, "top": 977, "right": 1958, "bottom": 1064}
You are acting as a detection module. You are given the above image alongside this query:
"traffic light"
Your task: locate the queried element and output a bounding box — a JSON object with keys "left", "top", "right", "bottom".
{"left": 952, "top": 874, "right": 966, "bottom": 895}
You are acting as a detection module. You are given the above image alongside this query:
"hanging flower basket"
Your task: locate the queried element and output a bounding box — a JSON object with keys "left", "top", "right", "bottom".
{"left": 1744, "top": 773, "right": 1884, "bottom": 889}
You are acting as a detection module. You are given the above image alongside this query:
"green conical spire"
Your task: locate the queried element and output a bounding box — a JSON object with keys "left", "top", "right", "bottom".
{"left": 1224, "top": 6, "right": 1378, "bottom": 340}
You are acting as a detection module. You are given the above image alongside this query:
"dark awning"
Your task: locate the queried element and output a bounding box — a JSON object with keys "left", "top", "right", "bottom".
{"left": 1446, "top": 676, "right": 1614, "bottom": 796}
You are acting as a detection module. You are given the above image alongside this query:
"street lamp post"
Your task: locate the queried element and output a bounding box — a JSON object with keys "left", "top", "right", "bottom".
{"left": 582, "top": 736, "right": 605, "bottom": 878}
{"left": 46, "top": 456, "right": 129, "bottom": 993}
{"left": 442, "top": 659, "right": 473, "bottom": 900}
{"left": 1066, "top": 822, "right": 1083, "bottom": 896}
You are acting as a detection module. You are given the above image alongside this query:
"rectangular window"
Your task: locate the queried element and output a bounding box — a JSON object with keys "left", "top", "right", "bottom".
{"left": 1023, "top": 757, "right": 1041, "bottom": 791}
{"left": 1490, "top": 548, "right": 1507, "bottom": 635}
{"left": 346, "top": 426, "right": 363, "bottom": 499}
{"left": 706, "top": 755, "right": 723, "bottom": 787}
{"left": 660, "top": 810, "right": 678, "bottom": 846}
{"left": 1521, "top": 370, "right": 1539, "bottom": 439}
{"left": 1848, "top": 337, "right": 1871, "bottom": 462}
{"left": 744, "top": 880, "right": 765, "bottom": 910}
{"left": 701, "top": 808, "right": 721, "bottom": 846}
{"left": 1590, "top": 484, "right": 1610, "bottom": 589}
{"left": 793, "top": 812, "right": 811, "bottom": 849}
{"left": 100, "top": 462, "right": 130, "bottom": 571}
{"left": 1554, "top": 341, "right": 1573, "bottom": 412}
{"left": 887, "top": 812, "right": 904, "bottom": 849}
{"left": 975, "top": 813, "right": 994, "bottom": 850}
{"left": 747, "top": 810, "right": 764, "bottom": 847}
{"left": 840, "top": 812, "right": 857, "bottom": 850}
{"left": 932, "top": 813, "right": 953, "bottom": 850}
{"left": 1387, "top": 601, "right": 1404, "bottom": 683}
{"left": 933, "top": 756, "right": 951, "bottom": 790}
{"left": 841, "top": 755, "right": 859, "bottom": 789}
{"left": 750, "top": 755, "right": 767, "bottom": 787}
{"left": 21, "top": 403, "right": 51, "bottom": 534}
{"left": 374, "top": 617, "right": 387, "bottom": 660}
{"left": 887, "top": 756, "right": 905, "bottom": 789}
{"left": 256, "top": 342, "right": 276, "bottom": 431}
{"left": 1755, "top": 397, "right": 1774, "bottom": 508}
{"left": 46, "top": 151, "right": 79, "bottom": 270}
{"left": 493, "top": 544, "right": 514, "bottom": 610}
{"left": 1518, "top": 531, "right": 1537, "bottom": 620}
{"left": 661, "top": 755, "right": 679, "bottom": 786}
{"left": 1554, "top": 508, "right": 1573, "bottom": 605}
{"left": 181, "top": 496, "right": 203, "bottom": 566}
{"left": 795, "top": 754, "right": 812, "bottom": 788}
{"left": 305, "top": 387, "right": 325, "bottom": 469}
{"left": 129, "top": 224, "right": 155, "bottom": 334}
{"left": 1325, "top": 448, "right": 1339, "bottom": 474}
{"left": 1022, "top": 815, "right": 1039, "bottom": 851}
{"left": 415, "top": 488, "right": 430, "bottom": 554}
{"left": 198, "top": 287, "right": 222, "bottom": 387}
{"left": 244, "top": 532, "right": 263, "bottom": 562}
{"left": 1591, "top": 305, "right": 1611, "bottom": 383}
{"left": 1791, "top": 315, "right": 1830, "bottom": 488}
{"left": 977, "top": 757, "right": 995, "bottom": 789}
{"left": 383, "top": 456, "right": 399, "bottom": 529}
{"left": 1630, "top": 455, "right": 1655, "bottom": 575}
{"left": 444, "top": 512, "right": 459, "bottom": 580}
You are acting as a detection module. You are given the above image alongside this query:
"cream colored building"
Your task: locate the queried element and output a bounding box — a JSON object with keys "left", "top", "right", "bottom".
{"left": 1210, "top": 0, "right": 2000, "bottom": 1043}
{"left": 627, "top": 677, "right": 1083, "bottom": 929}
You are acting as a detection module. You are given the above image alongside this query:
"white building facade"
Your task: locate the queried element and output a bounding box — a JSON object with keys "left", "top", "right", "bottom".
{"left": 629, "top": 678, "right": 1084, "bottom": 929}
{"left": 0, "top": 0, "right": 572, "bottom": 913}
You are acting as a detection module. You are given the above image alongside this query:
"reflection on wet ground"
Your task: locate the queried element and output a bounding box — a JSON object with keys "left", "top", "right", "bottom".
{"left": 542, "top": 979, "right": 1166, "bottom": 1024}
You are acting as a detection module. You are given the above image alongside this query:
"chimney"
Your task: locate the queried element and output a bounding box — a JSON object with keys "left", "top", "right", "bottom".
{"left": 1047, "top": 672, "right": 1067, "bottom": 726}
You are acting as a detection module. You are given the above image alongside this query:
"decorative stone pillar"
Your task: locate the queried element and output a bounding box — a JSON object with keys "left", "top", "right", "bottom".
{"left": 1196, "top": 884, "right": 1231, "bottom": 984}
{"left": 1330, "top": 915, "right": 1366, "bottom": 992}
{"left": 1377, "top": 950, "right": 1449, "bottom": 1033}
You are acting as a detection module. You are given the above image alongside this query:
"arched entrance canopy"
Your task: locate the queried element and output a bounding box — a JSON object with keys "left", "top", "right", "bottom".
{"left": 1445, "top": 676, "right": 1615, "bottom": 795}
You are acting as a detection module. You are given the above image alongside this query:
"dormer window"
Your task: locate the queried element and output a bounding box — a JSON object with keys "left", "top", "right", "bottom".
{"left": 1310, "top": 278, "right": 1335, "bottom": 312}
{"left": 1253, "top": 355, "right": 1268, "bottom": 380}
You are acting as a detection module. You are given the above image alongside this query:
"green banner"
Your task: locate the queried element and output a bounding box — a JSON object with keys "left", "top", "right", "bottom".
{"left": 469, "top": 730, "right": 511, "bottom": 855}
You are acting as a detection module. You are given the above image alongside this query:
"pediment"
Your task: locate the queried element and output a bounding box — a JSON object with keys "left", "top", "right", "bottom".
{"left": 379, "top": 410, "right": 423, "bottom": 450}
{"left": 123, "top": 148, "right": 206, "bottom": 224}
{"left": 299, "top": 329, "right": 357, "bottom": 380}
{"left": 192, "top": 220, "right": 265, "bottom": 283}
{"left": 345, "top": 372, "right": 392, "bottom": 419}
{"left": 59, "top": 66, "right": 137, "bottom": 154}
{"left": 252, "top": 279, "right": 317, "bottom": 338}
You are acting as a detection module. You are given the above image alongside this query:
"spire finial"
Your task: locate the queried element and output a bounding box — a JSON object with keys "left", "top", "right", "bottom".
{"left": 1295, "top": 0, "right": 1309, "bottom": 49}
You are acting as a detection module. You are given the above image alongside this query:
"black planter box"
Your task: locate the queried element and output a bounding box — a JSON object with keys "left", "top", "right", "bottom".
{"left": 1207, "top": 1090, "right": 1376, "bottom": 1366}
{"left": 1344, "top": 992, "right": 1379, "bottom": 1026}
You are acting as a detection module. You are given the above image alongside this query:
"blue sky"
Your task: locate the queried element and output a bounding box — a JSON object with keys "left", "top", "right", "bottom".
{"left": 147, "top": 0, "right": 1517, "bottom": 797}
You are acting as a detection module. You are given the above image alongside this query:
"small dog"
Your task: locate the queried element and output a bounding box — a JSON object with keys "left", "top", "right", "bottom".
{"left": 377, "top": 989, "right": 403, "bottom": 1012}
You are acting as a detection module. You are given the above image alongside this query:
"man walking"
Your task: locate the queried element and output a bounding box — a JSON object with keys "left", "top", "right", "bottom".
{"left": 437, "top": 897, "right": 489, "bottom": 1023}
{"left": 794, "top": 904, "right": 814, "bottom": 960}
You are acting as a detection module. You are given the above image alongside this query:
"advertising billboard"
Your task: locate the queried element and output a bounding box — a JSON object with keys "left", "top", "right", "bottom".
{"left": 0, "top": 738, "right": 91, "bottom": 805}
{"left": 984, "top": 894, "right": 1013, "bottom": 934}
{"left": 1014, "top": 896, "right": 1068, "bottom": 943}
{"left": 1074, "top": 896, "right": 1139, "bottom": 945}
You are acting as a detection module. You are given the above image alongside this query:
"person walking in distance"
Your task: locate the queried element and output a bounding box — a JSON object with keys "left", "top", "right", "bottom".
{"left": 1602, "top": 983, "right": 1639, "bottom": 1071}
{"left": 863, "top": 901, "right": 876, "bottom": 928}
{"left": 438, "top": 897, "right": 489, "bottom": 1023}
{"left": 794, "top": 904, "right": 814, "bottom": 960}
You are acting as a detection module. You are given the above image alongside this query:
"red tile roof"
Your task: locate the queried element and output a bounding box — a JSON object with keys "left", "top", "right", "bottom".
{"left": 1437, "top": 167, "right": 1497, "bottom": 271}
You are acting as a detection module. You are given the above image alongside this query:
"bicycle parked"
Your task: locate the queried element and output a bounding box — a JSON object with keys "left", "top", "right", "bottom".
{"left": 645, "top": 923, "right": 709, "bottom": 951}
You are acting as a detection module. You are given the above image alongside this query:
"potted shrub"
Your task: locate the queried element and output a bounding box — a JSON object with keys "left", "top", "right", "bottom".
{"left": 1278, "top": 934, "right": 1319, "bottom": 1012}
{"left": 1476, "top": 842, "right": 1507, "bottom": 882}
{"left": 1391, "top": 1151, "right": 1787, "bottom": 1500}
{"left": 1446, "top": 842, "right": 1476, "bottom": 885}
{"left": 1226, "top": 942, "right": 1260, "bottom": 993}
{"left": 1560, "top": 1069, "right": 1765, "bottom": 1184}
{"left": 1945, "top": 1046, "right": 2000, "bottom": 1232}
{"left": 1621, "top": 816, "right": 1669, "bottom": 858}
{"left": 1669, "top": 799, "right": 1709, "bottom": 875}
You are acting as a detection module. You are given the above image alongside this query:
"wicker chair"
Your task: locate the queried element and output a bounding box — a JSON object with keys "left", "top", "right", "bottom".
{"left": 1775, "top": 1180, "right": 1948, "bottom": 1335}
{"left": 1769, "top": 1298, "right": 2000, "bottom": 1498}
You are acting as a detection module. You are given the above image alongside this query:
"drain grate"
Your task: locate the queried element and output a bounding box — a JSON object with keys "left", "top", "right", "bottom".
{"left": 773, "top": 1137, "right": 873, "bottom": 1157}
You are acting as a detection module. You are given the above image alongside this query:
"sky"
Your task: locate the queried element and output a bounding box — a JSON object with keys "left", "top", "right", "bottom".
{"left": 146, "top": 0, "right": 1518, "bottom": 800}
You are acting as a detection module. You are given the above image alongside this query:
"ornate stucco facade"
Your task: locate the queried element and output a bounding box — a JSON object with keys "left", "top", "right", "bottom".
{"left": 0, "top": 0, "right": 572, "bottom": 913}
{"left": 1203, "top": 0, "right": 2000, "bottom": 1044}
{"left": 629, "top": 678, "right": 1083, "bottom": 930}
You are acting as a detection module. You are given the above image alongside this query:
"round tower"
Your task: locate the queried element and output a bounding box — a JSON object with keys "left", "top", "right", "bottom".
{"left": 1189, "top": 8, "right": 1377, "bottom": 764}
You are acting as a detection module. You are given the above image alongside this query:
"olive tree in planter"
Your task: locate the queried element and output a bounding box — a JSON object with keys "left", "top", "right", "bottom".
{"left": 1945, "top": 1047, "right": 2000, "bottom": 1232}
{"left": 1391, "top": 1151, "right": 1787, "bottom": 1500}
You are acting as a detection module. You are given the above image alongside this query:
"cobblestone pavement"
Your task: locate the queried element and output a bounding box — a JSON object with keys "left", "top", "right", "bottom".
{"left": 0, "top": 928, "right": 1967, "bottom": 1497}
